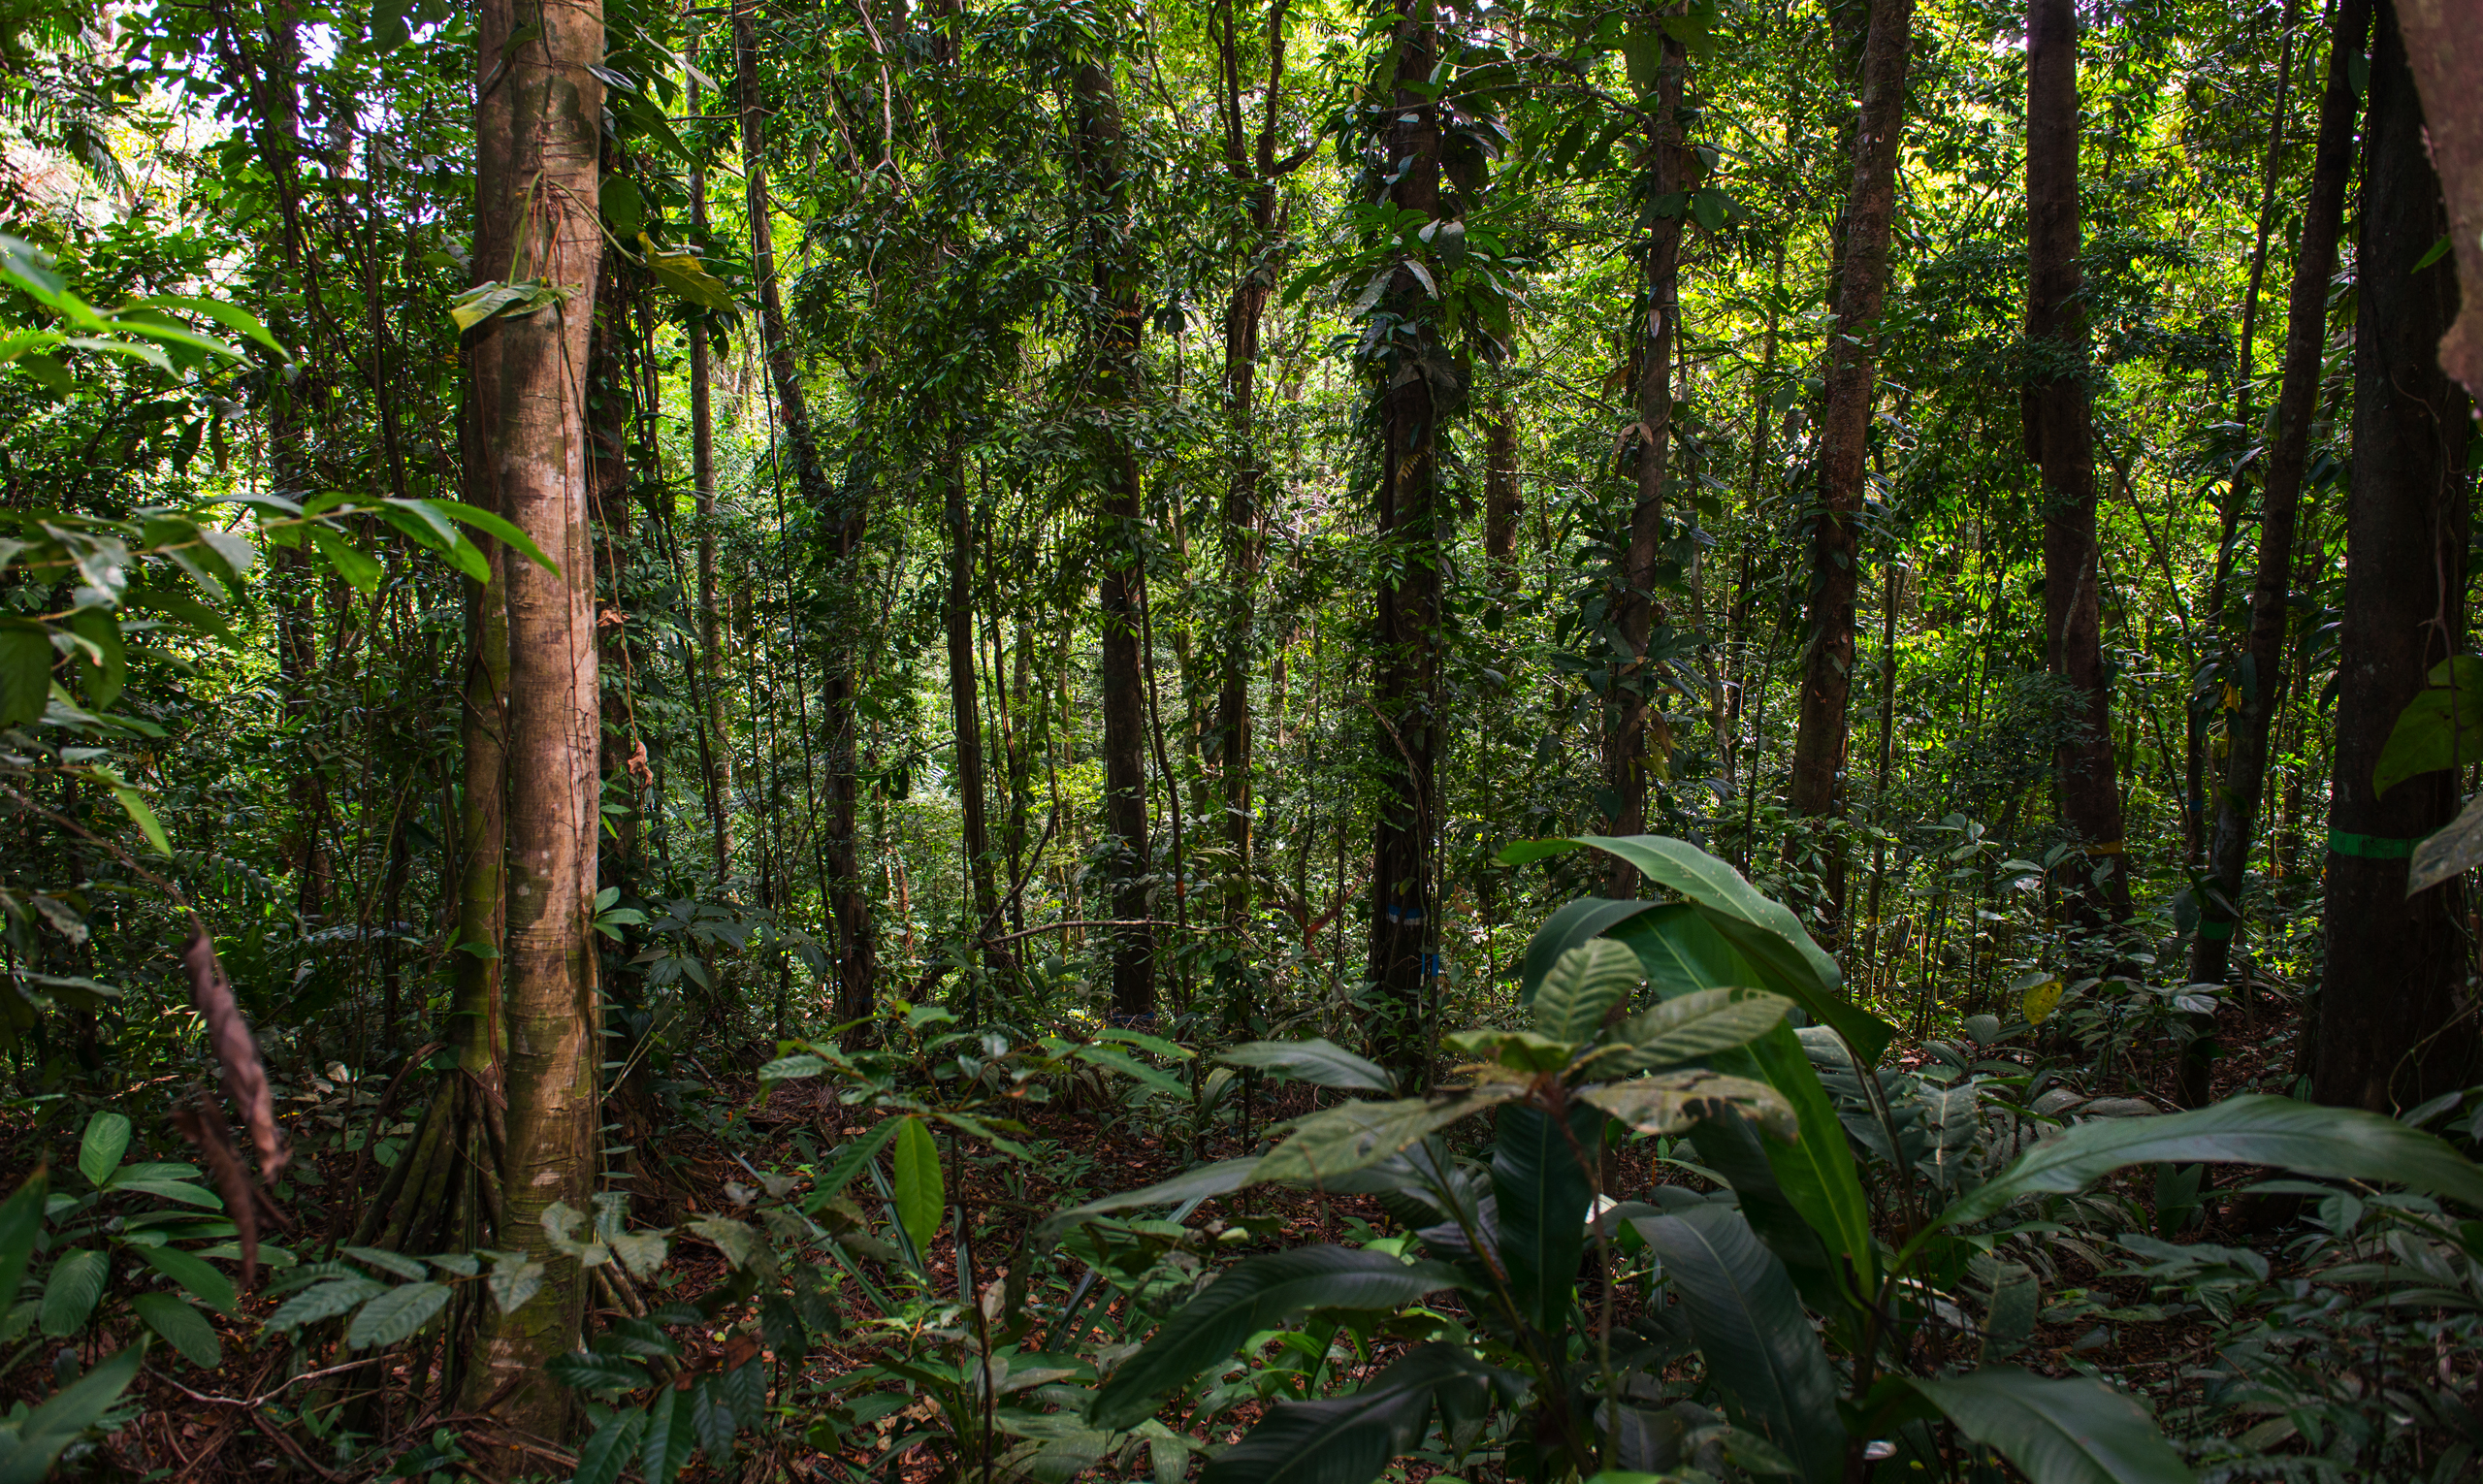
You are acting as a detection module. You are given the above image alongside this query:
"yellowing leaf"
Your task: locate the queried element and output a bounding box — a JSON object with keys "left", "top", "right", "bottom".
{"left": 2021, "top": 977, "right": 2064, "bottom": 1026}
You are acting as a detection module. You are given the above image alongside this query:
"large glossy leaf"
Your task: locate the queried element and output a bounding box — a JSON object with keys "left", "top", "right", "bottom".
{"left": 1533, "top": 940, "right": 1643, "bottom": 1041}
{"left": 2374, "top": 654, "right": 2483, "bottom": 797}
{"left": 1221, "top": 1039, "right": 1398, "bottom": 1094}
{"left": 0, "top": 1172, "right": 45, "bottom": 1304}
{"left": 133, "top": 1250, "right": 237, "bottom": 1320}
{"left": 40, "top": 1249, "right": 106, "bottom": 1337}
{"left": 132, "top": 1292, "right": 220, "bottom": 1368}
{"left": 1683, "top": 1113, "right": 1845, "bottom": 1329}
{"left": 1910, "top": 1370, "right": 2191, "bottom": 1484}
{"left": 77, "top": 1112, "right": 130, "bottom": 1186}
{"left": 1943, "top": 1094, "right": 2483, "bottom": 1227}
{"left": 1615, "top": 910, "right": 1876, "bottom": 1304}
{"left": 1090, "top": 1245, "right": 1466, "bottom": 1430}
{"left": 1037, "top": 1158, "right": 1263, "bottom": 1243}
{"left": 1517, "top": 897, "right": 1661, "bottom": 1003}
{"left": 1254, "top": 1087, "right": 1520, "bottom": 1187}
{"left": 892, "top": 1116, "right": 944, "bottom": 1251}
{"left": 0, "top": 1340, "right": 143, "bottom": 1484}
{"left": 1613, "top": 987, "right": 1792, "bottom": 1067}
{"left": 1634, "top": 1205, "right": 1844, "bottom": 1484}
{"left": 1491, "top": 1101, "right": 1602, "bottom": 1337}
{"left": 1201, "top": 1342, "right": 1502, "bottom": 1484}
{"left": 1505, "top": 837, "right": 1892, "bottom": 1064}
{"left": 1584, "top": 1071, "right": 1794, "bottom": 1142}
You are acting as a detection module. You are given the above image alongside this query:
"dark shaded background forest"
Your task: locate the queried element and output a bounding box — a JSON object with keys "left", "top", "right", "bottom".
{"left": 4, "top": 0, "right": 2483, "bottom": 1476}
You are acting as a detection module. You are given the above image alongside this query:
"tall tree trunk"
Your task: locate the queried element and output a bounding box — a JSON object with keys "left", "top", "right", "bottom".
{"left": 2026, "top": 0, "right": 2131, "bottom": 923}
{"left": 1785, "top": 0, "right": 1914, "bottom": 929}
{"left": 1367, "top": 0, "right": 1447, "bottom": 1072}
{"left": 1482, "top": 396, "right": 1522, "bottom": 589}
{"left": 2191, "top": 0, "right": 2369, "bottom": 990}
{"left": 2390, "top": 0, "right": 2483, "bottom": 405}
{"left": 1214, "top": 0, "right": 1288, "bottom": 938}
{"left": 1601, "top": 19, "right": 1688, "bottom": 893}
{"left": 462, "top": 0, "right": 602, "bottom": 1439}
{"left": 946, "top": 439, "right": 995, "bottom": 950}
{"left": 734, "top": 0, "right": 873, "bottom": 1023}
{"left": 2314, "top": 0, "right": 2476, "bottom": 1113}
{"left": 690, "top": 104, "right": 733, "bottom": 887}
{"left": 1072, "top": 57, "right": 1157, "bottom": 1021}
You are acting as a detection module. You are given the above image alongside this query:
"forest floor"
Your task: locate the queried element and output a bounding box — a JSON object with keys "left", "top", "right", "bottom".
{"left": 35, "top": 987, "right": 2315, "bottom": 1482}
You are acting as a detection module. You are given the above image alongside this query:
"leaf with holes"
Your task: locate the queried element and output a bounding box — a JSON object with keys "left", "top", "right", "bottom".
{"left": 1584, "top": 1070, "right": 1795, "bottom": 1142}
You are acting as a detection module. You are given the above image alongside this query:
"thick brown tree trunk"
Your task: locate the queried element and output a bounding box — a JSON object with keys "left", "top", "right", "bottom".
{"left": 734, "top": 0, "right": 873, "bottom": 1023}
{"left": 2314, "top": 0, "right": 2476, "bottom": 1113}
{"left": 462, "top": 0, "right": 602, "bottom": 1440}
{"left": 1601, "top": 23, "right": 1687, "bottom": 893}
{"left": 2390, "top": 0, "right": 2483, "bottom": 404}
{"left": 2191, "top": 0, "right": 2370, "bottom": 990}
{"left": 2025, "top": 0, "right": 2131, "bottom": 923}
{"left": 1073, "top": 58, "right": 1156, "bottom": 1021}
{"left": 1785, "top": 0, "right": 1914, "bottom": 929}
{"left": 945, "top": 442, "right": 996, "bottom": 950}
{"left": 689, "top": 120, "right": 733, "bottom": 887}
{"left": 1367, "top": 0, "right": 1446, "bottom": 1072}
{"left": 1213, "top": 0, "right": 1287, "bottom": 937}
{"left": 1482, "top": 397, "right": 1521, "bottom": 590}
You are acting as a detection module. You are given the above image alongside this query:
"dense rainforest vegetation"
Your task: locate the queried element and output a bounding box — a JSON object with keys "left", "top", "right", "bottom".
{"left": 4, "top": 0, "right": 2483, "bottom": 1476}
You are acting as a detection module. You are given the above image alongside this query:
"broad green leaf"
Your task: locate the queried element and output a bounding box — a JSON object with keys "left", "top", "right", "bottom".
{"left": 1254, "top": 1087, "right": 1520, "bottom": 1187}
{"left": 1490, "top": 1100, "right": 1602, "bottom": 1337}
{"left": 572, "top": 1407, "right": 649, "bottom": 1484}
{"left": 1075, "top": 1041, "right": 1190, "bottom": 1099}
{"left": 1584, "top": 1070, "right": 1795, "bottom": 1142}
{"left": 0, "top": 1339, "right": 143, "bottom": 1484}
{"left": 1910, "top": 1370, "right": 2191, "bottom": 1484}
{"left": 1038, "top": 1158, "right": 1262, "bottom": 1242}
{"left": 2410, "top": 788, "right": 2483, "bottom": 895}
{"left": 342, "top": 1245, "right": 428, "bottom": 1280}
{"left": 132, "top": 1242, "right": 237, "bottom": 1313}
{"left": 1615, "top": 909, "right": 1877, "bottom": 1304}
{"left": 1943, "top": 1094, "right": 2483, "bottom": 1227}
{"left": 0, "top": 620, "right": 50, "bottom": 726}
{"left": 1507, "top": 837, "right": 1893, "bottom": 1064}
{"left": 63, "top": 610, "right": 122, "bottom": 710}
{"left": 1613, "top": 986, "right": 1792, "bottom": 1066}
{"left": 134, "top": 295, "right": 286, "bottom": 357}
{"left": 78, "top": 1112, "right": 130, "bottom": 1186}
{"left": 892, "top": 1115, "right": 944, "bottom": 1252}
{"left": 690, "top": 1376, "right": 736, "bottom": 1459}
{"left": 123, "top": 586, "right": 235, "bottom": 645}
{"left": 642, "top": 1383, "right": 695, "bottom": 1484}
{"left": 600, "top": 175, "right": 647, "bottom": 235}
{"left": 267, "top": 1275, "right": 388, "bottom": 1330}
{"left": 420, "top": 498, "right": 560, "bottom": 573}
{"left": 309, "top": 525, "right": 382, "bottom": 594}
{"left": 40, "top": 1249, "right": 106, "bottom": 1337}
{"left": 1201, "top": 1342, "right": 1501, "bottom": 1484}
{"left": 1532, "top": 939, "right": 1641, "bottom": 1040}
{"left": 488, "top": 1253, "right": 544, "bottom": 1312}
{"left": 548, "top": 1349, "right": 650, "bottom": 1392}
{"left": 132, "top": 1292, "right": 220, "bottom": 1368}
{"left": 646, "top": 246, "right": 737, "bottom": 314}
{"left": 1090, "top": 1245, "right": 1466, "bottom": 1430}
{"left": 0, "top": 1173, "right": 46, "bottom": 1303}
{"left": 345, "top": 1280, "right": 451, "bottom": 1347}
{"left": 2374, "top": 655, "right": 2483, "bottom": 796}
{"left": 1515, "top": 897, "right": 1660, "bottom": 1004}
{"left": 108, "top": 784, "right": 173, "bottom": 857}
{"left": 1634, "top": 1205, "right": 1843, "bottom": 1484}
{"left": 1443, "top": 1027, "right": 1576, "bottom": 1073}
{"left": 1219, "top": 1038, "right": 1398, "bottom": 1094}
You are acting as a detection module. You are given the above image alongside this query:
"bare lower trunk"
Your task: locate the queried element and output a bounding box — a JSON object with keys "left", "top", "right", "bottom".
{"left": 2315, "top": 0, "right": 2476, "bottom": 1113}
{"left": 2390, "top": 0, "right": 2483, "bottom": 403}
{"left": 1368, "top": 0, "right": 1445, "bottom": 1074}
{"left": 690, "top": 132, "right": 734, "bottom": 886}
{"left": 1601, "top": 26, "right": 1687, "bottom": 893}
{"left": 1786, "top": 0, "right": 1915, "bottom": 928}
{"left": 2191, "top": 0, "right": 2369, "bottom": 988}
{"left": 2026, "top": 0, "right": 2130, "bottom": 924}
{"left": 462, "top": 0, "right": 602, "bottom": 1440}
{"left": 1075, "top": 59, "right": 1156, "bottom": 1020}
{"left": 1482, "top": 398, "right": 1521, "bottom": 590}
{"left": 945, "top": 440, "right": 995, "bottom": 946}
{"left": 735, "top": 0, "right": 872, "bottom": 1022}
